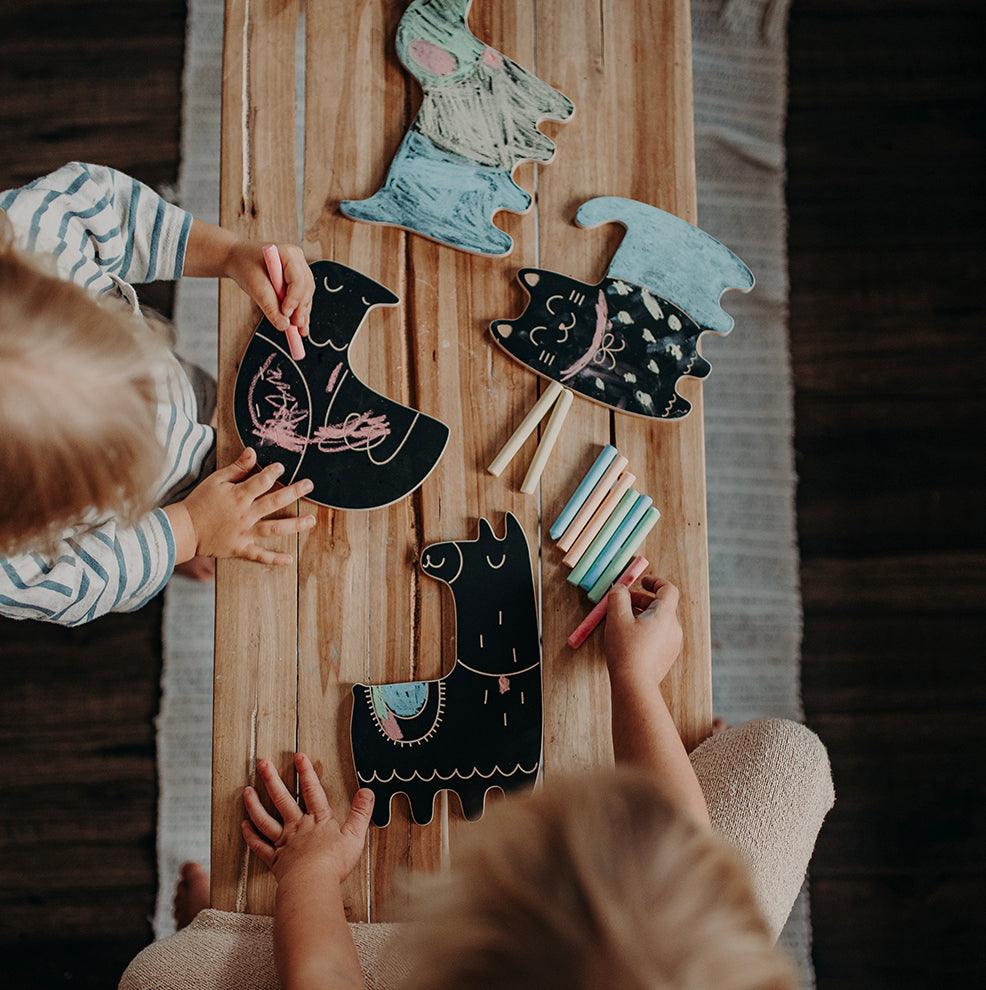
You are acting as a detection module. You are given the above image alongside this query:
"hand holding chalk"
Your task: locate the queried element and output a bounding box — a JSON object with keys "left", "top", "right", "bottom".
{"left": 603, "top": 577, "right": 683, "bottom": 687}
{"left": 568, "top": 556, "right": 648, "bottom": 649}
{"left": 262, "top": 244, "right": 306, "bottom": 360}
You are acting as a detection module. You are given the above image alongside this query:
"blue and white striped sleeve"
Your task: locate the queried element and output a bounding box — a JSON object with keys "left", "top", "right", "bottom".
{"left": 0, "top": 161, "right": 192, "bottom": 290}
{"left": 0, "top": 510, "right": 176, "bottom": 626}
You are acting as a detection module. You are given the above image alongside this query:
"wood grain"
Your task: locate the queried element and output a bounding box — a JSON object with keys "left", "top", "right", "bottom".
{"left": 211, "top": 0, "right": 303, "bottom": 916}
{"left": 214, "top": 0, "right": 710, "bottom": 921}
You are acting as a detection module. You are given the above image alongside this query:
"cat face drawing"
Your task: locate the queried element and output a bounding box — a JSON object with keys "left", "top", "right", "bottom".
{"left": 491, "top": 269, "right": 713, "bottom": 419}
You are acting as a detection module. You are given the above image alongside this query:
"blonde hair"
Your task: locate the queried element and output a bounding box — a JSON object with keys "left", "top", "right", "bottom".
{"left": 0, "top": 210, "right": 170, "bottom": 556}
{"left": 396, "top": 768, "right": 795, "bottom": 990}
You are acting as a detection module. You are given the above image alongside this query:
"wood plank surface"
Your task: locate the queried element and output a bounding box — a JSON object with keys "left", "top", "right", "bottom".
{"left": 212, "top": 0, "right": 711, "bottom": 921}
{"left": 211, "top": 0, "right": 303, "bottom": 915}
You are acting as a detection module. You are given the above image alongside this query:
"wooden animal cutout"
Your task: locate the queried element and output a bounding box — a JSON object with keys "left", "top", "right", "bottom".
{"left": 340, "top": 0, "right": 574, "bottom": 256}
{"left": 490, "top": 197, "right": 755, "bottom": 419}
{"left": 350, "top": 513, "right": 542, "bottom": 826}
{"left": 233, "top": 260, "right": 450, "bottom": 510}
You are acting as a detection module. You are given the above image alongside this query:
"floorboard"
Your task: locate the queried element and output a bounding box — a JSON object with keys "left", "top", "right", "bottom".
{"left": 787, "top": 1, "right": 985, "bottom": 986}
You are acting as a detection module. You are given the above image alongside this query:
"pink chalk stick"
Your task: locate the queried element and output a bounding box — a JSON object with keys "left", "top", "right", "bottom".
{"left": 557, "top": 454, "right": 629, "bottom": 552}
{"left": 562, "top": 470, "right": 636, "bottom": 567}
{"left": 567, "top": 556, "right": 649, "bottom": 649}
{"left": 262, "top": 244, "right": 306, "bottom": 360}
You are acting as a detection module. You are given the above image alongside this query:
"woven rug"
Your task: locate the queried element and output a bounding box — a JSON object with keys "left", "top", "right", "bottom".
{"left": 156, "top": 0, "right": 811, "bottom": 981}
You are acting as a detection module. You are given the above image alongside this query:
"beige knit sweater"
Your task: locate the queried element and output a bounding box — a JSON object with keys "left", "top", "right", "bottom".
{"left": 121, "top": 718, "right": 834, "bottom": 989}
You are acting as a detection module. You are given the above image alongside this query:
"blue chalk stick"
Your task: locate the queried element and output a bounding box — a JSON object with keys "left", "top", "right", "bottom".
{"left": 586, "top": 507, "right": 661, "bottom": 603}
{"left": 579, "top": 493, "right": 653, "bottom": 590}
{"left": 568, "top": 488, "right": 638, "bottom": 587}
{"left": 550, "top": 446, "right": 618, "bottom": 541}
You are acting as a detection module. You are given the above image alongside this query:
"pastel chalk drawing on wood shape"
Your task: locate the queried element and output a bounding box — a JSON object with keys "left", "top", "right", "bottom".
{"left": 491, "top": 197, "right": 755, "bottom": 419}
{"left": 340, "top": 0, "right": 574, "bottom": 256}
{"left": 350, "top": 513, "right": 542, "bottom": 826}
{"left": 233, "top": 260, "right": 450, "bottom": 510}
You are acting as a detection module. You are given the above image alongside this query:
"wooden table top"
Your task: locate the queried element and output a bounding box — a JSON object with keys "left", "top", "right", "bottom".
{"left": 211, "top": 0, "right": 711, "bottom": 922}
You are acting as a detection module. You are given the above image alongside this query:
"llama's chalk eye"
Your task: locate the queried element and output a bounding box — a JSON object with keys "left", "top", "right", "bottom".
{"left": 424, "top": 554, "right": 444, "bottom": 570}
{"left": 324, "top": 279, "right": 343, "bottom": 293}
{"left": 529, "top": 325, "right": 548, "bottom": 346}
{"left": 486, "top": 554, "right": 506, "bottom": 569}
{"left": 545, "top": 294, "right": 564, "bottom": 315}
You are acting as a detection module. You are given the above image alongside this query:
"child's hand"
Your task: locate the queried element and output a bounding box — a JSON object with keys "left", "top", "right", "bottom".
{"left": 165, "top": 447, "right": 316, "bottom": 566}
{"left": 604, "top": 576, "right": 683, "bottom": 687}
{"left": 242, "top": 753, "right": 375, "bottom": 886}
{"left": 226, "top": 240, "right": 315, "bottom": 336}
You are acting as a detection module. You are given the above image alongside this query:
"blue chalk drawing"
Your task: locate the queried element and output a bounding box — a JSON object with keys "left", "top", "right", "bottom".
{"left": 341, "top": 0, "right": 574, "bottom": 257}
{"left": 576, "top": 197, "right": 755, "bottom": 335}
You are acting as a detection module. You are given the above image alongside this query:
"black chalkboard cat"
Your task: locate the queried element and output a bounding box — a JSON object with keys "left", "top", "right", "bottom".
{"left": 492, "top": 269, "right": 713, "bottom": 419}
{"left": 233, "top": 260, "right": 449, "bottom": 510}
{"left": 490, "top": 197, "right": 755, "bottom": 420}
{"left": 350, "top": 513, "right": 541, "bottom": 826}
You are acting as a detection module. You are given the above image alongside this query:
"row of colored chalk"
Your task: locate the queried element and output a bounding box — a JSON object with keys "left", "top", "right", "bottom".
{"left": 551, "top": 445, "right": 661, "bottom": 646}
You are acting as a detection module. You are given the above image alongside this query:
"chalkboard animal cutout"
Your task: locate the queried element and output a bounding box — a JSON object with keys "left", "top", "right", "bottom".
{"left": 233, "top": 260, "right": 450, "bottom": 510}
{"left": 350, "top": 513, "right": 542, "bottom": 826}
{"left": 491, "top": 197, "right": 755, "bottom": 420}
{"left": 341, "top": 0, "right": 574, "bottom": 256}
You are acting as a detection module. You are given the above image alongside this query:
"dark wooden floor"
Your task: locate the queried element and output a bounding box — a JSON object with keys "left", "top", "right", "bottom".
{"left": 0, "top": 0, "right": 982, "bottom": 987}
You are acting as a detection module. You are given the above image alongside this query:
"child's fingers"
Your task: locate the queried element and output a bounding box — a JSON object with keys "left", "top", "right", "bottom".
{"left": 212, "top": 447, "right": 258, "bottom": 485}
{"left": 295, "top": 753, "right": 331, "bottom": 818}
{"left": 252, "top": 477, "right": 315, "bottom": 516}
{"left": 255, "top": 758, "right": 303, "bottom": 825}
{"left": 340, "top": 788, "right": 376, "bottom": 845}
{"left": 642, "top": 577, "right": 680, "bottom": 612}
{"left": 628, "top": 590, "right": 656, "bottom": 613}
{"left": 605, "top": 582, "right": 635, "bottom": 622}
{"left": 231, "top": 543, "right": 294, "bottom": 567}
{"left": 258, "top": 288, "right": 291, "bottom": 333}
{"left": 239, "top": 543, "right": 295, "bottom": 567}
{"left": 255, "top": 515, "right": 317, "bottom": 539}
{"left": 279, "top": 247, "right": 315, "bottom": 332}
{"left": 237, "top": 460, "right": 287, "bottom": 500}
{"left": 241, "top": 819, "right": 276, "bottom": 868}
{"left": 243, "top": 784, "right": 283, "bottom": 841}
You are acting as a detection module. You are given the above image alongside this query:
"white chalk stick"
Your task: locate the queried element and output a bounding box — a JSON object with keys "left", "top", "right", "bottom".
{"left": 488, "top": 380, "right": 565, "bottom": 477}
{"left": 520, "top": 387, "right": 574, "bottom": 494}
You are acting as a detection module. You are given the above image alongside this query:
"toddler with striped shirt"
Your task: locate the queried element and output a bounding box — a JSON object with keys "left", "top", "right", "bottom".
{"left": 0, "top": 162, "right": 315, "bottom": 625}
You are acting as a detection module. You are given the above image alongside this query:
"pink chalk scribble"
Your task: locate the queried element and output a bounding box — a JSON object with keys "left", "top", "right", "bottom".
{"left": 247, "top": 353, "right": 391, "bottom": 454}
{"left": 560, "top": 289, "right": 611, "bottom": 382}
{"left": 381, "top": 709, "right": 404, "bottom": 741}
{"left": 498, "top": 675, "right": 510, "bottom": 694}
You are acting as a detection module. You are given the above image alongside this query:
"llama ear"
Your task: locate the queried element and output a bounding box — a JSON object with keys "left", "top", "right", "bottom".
{"left": 476, "top": 517, "right": 497, "bottom": 544}
{"left": 504, "top": 512, "right": 524, "bottom": 544}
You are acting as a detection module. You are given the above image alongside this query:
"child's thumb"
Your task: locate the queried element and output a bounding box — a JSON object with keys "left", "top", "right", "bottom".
{"left": 606, "top": 582, "right": 634, "bottom": 621}
{"left": 343, "top": 788, "right": 375, "bottom": 841}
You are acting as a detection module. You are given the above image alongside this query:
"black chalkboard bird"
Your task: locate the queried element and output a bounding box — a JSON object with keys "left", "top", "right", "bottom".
{"left": 234, "top": 260, "right": 449, "bottom": 510}
{"left": 350, "top": 512, "right": 542, "bottom": 826}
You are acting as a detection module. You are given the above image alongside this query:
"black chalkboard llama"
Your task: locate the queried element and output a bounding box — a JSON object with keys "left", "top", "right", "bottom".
{"left": 350, "top": 512, "right": 541, "bottom": 826}
{"left": 233, "top": 260, "right": 449, "bottom": 510}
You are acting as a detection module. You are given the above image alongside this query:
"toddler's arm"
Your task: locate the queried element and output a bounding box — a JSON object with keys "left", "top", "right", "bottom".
{"left": 183, "top": 218, "right": 315, "bottom": 338}
{"left": 603, "top": 577, "right": 711, "bottom": 827}
{"left": 242, "top": 753, "right": 374, "bottom": 990}
{"left": 163, "top": 447, "right": 316, "bottom": 568}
